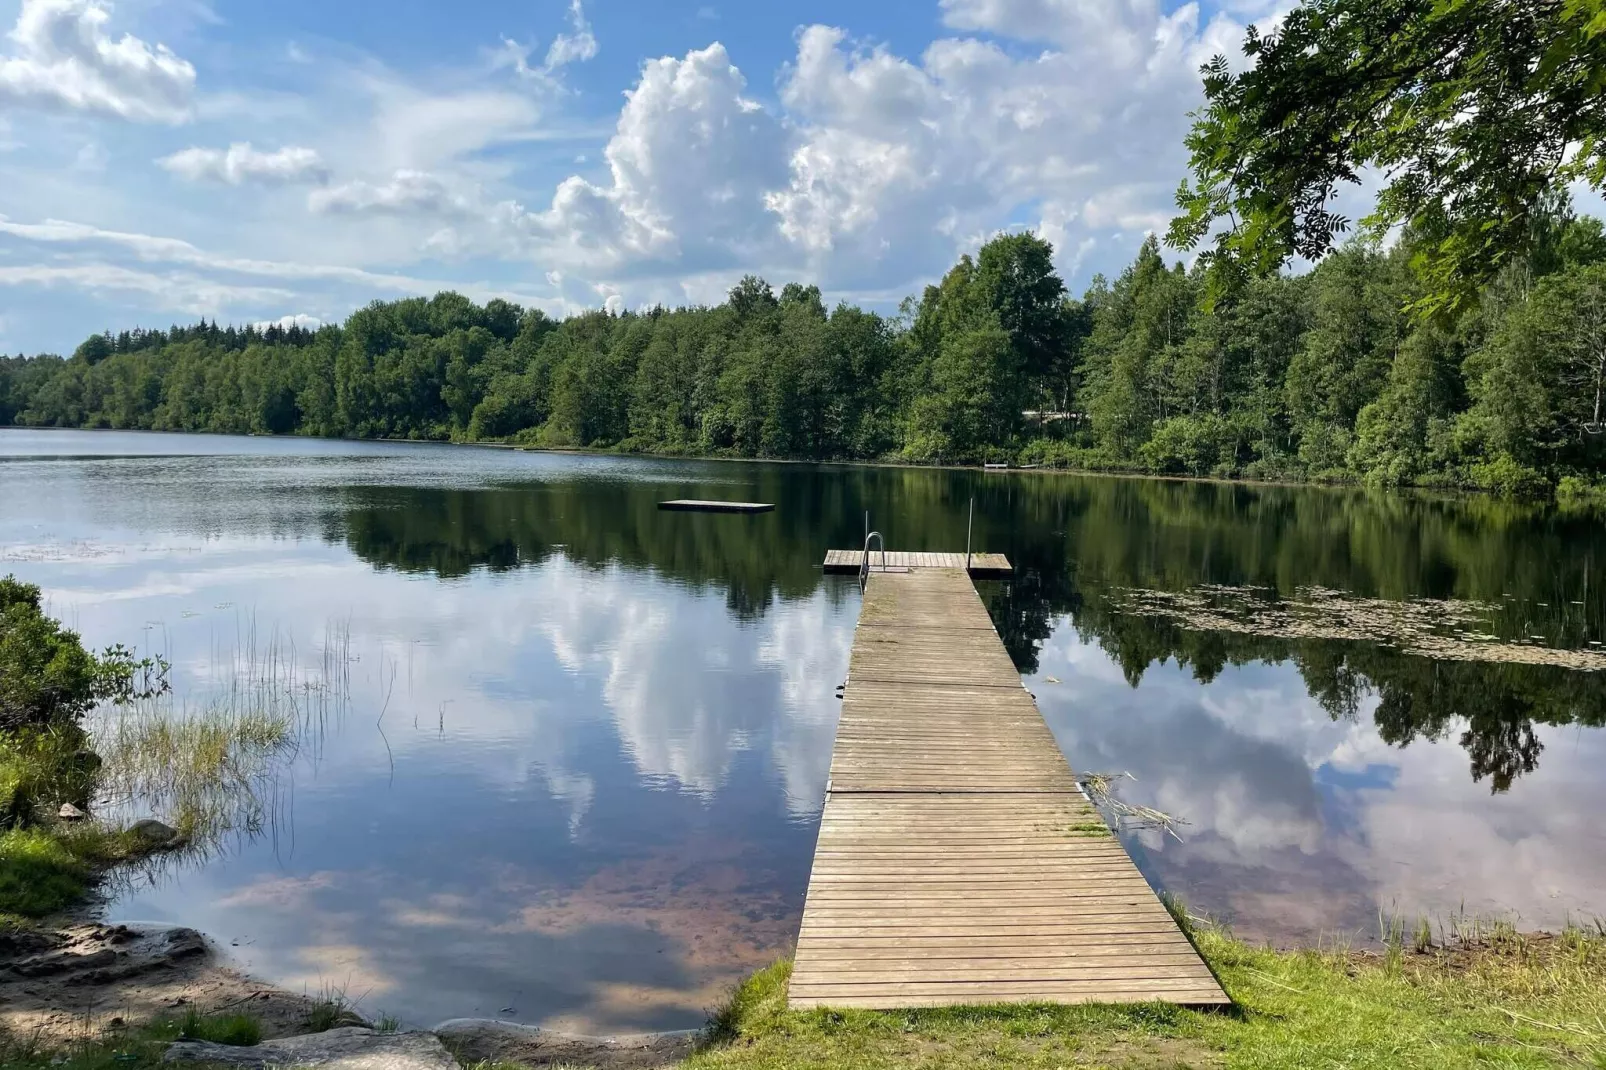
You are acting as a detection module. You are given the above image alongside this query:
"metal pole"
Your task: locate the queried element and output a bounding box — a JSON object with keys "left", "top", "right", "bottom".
{"left": 966, "top": 496, "right": 974, "bottom": 572}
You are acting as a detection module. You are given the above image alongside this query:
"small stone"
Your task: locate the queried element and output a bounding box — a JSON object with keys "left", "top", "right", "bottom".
{"left": 57, "top": 803, "right": 85, "bottom": 821}
{"left": 163, "top": 929, "right": 208, "bottom": 961}
{"left": 129, "top": 819, "right": 181, "bottom": 844}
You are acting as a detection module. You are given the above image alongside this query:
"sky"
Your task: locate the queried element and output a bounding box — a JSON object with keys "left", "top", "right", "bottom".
{"left": 0, "top": 0, "right": 1285, "bottom": 354}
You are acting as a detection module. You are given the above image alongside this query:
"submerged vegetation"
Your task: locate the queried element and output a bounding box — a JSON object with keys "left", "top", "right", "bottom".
{"left": 4, "top": 208, "right": 1606, "bottom": 497}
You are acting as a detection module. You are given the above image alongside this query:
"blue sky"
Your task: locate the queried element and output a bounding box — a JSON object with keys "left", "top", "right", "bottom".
{"left": 0, "top": 0, "right": 1281, "bottom": 354}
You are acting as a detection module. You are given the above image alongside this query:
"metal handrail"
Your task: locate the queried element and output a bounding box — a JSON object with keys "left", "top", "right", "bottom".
{"left": 860, "top": 531, "right": 886, "bottom": 592}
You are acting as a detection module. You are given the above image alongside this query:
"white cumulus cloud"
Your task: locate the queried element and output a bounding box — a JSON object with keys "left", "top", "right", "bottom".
{"left": 758, "top": 1, "right": 1261, "bottom": 287}
{"left": 0, "top": 0, "right": 196, "bottom": 123}
{"left": 517, "top": 42, "right": 787, "bottom": 269}
{"left": 308, "top": 170, "right": 477, "bottom": 216}
{"left": 252, "top": 314, "right": 324, "bottom": 331}
{"left": 159, "top": 142, "right": 329, "bottom": 185}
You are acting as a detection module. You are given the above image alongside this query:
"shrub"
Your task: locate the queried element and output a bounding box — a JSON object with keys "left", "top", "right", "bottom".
{"left": 1468, "top": 454, "right": 1552, "bottom": 499}
{"left": 0, "top": 727, "right": 99, "bottom": 827}
{"left": 0, "top": 575, "right": 167, "bottom": 732}
{"left": 1140, "top": 413, "right": 1244, "bottom": 476}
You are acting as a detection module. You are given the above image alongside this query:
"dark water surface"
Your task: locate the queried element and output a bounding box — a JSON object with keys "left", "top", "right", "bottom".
{"left": 3, "top": 428, "right": 1605, "bottom": 1030}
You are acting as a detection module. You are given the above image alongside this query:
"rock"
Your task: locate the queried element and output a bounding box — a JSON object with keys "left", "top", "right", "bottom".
{"left": 13, "top": 948, "right": 125, "bottom": 979}
{"left": 57, "top": 803, "right": 85, "bottom": 821}
{"left": 433, "top": 1019, "right": 700, "bottom": 1069}
{"left": 129, "top": 819, "right": 182, "bottom": 845}
{"left": 163, "top": 929, "right": 208, "bottom": 961}
{"left": 165, "top": 1027, "right": 457, "bottom": 1070}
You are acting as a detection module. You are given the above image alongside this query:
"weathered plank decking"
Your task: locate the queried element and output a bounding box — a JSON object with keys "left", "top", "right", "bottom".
{"left": 790, "top": 567, "right": 1228, "bottom": 1010}
{"left": 822, "top": 549, "right": 1013, "bottom": 576}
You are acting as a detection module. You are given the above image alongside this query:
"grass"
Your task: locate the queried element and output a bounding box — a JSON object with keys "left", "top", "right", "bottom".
{"left": 0, "top": 622, "right": 342, "bottom": 923}
{"left": 0, "top": 704, "right": 294, "bottom": 923}
{"left": 175, "top": 1007, "right": 262, "bottom": 1047}
{"left": 0, "top": 822, "right": 152, "bottom": 920}
{"left": 304, "top": 982, "right": 360, "bottom": 1033}
{"left": 0, "top": 1011, "right": 263, "bottom": 1070}
{"left": 93, "top": 705, "right": 295, "bottom": 851}
{"left": 5, "top": 922, "right": 1605, "bottom": 1070}
{"left": 0, "top": 827, "right": 88, "bottom": 918}
{"left": 684, "top": 921, "right": 1606, "bottom": 1069}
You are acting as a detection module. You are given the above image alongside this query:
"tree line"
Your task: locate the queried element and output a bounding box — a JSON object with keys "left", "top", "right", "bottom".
{"left": 4, "top": 212, "right": 1606, "bottom": 496}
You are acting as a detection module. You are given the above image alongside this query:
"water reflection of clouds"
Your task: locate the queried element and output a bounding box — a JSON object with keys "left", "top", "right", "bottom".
{"left": 529, "top": 559, "right": 848, "bottom": 814}
{"left": 10, "top": 526, "right": 842, "bottom": 1030}
{"left": 1036, "top": 627, "right": 1606, "bottom": 939}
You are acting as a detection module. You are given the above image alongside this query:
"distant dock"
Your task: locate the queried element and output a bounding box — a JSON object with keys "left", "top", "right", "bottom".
{"left": 823, "top": 549, "right": 1013, "bottom": 578}
{"left": 657, "top": 500, "right": 774, "bottom": 513}
{"left": 790, "top": 558, "right": 1228, "bottom": 1011}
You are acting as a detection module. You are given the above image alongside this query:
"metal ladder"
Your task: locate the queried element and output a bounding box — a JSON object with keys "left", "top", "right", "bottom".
{"left": 859, "top": 531, "right": 886, "bottom": 592}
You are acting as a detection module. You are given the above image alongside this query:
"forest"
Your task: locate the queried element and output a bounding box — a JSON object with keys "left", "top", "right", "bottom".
{"left": 4, "top": 208, "right": 1606, "bottom": 498}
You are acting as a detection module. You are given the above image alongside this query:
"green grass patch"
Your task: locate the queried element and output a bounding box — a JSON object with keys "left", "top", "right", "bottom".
{"left": 0, "top": 827, "right": 89, "bottom": 917}
{"left": 6, "top": 922, "right": 1605, "bottom": 1070}
{"left": 0, "top": 1011, "right": 262, "bottom": 1070}
{"left": 0, "top": 821, "right": 148, "bottom": 918}
{"left": 685, "top": 923, "right": 1606, "bottom": 1069}
{"left": 174, "top": 1007, "right": 262, "bottom": 1047}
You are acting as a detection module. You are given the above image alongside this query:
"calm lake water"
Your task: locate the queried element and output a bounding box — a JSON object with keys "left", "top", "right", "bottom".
{"left": 3, "top": 428, "right": 1605, "bottom": 1031}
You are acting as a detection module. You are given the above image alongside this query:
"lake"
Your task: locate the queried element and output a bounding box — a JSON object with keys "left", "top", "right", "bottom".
{"left": 3, "top": 428, "right": 1605, "bottom": 1032}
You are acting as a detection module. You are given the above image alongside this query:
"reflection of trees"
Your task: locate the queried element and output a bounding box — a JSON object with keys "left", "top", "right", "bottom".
{"left": 1065, "top": 589, "right": 1606, "bottom": 791}
{"left": 331, "top": 463, "right": 1606, "bottom": 790}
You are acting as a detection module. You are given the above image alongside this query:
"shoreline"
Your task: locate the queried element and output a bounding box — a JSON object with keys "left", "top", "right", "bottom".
{"left": 0, "top": 422, "right": 1523, "bottom": 505}
{"left": 8, "top": 910, "right": 1606, "bottom": 1070}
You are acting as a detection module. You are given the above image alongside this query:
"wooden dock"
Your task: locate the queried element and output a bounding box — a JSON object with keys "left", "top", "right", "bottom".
{"left": 822, "top": 549, "right": 1014, "bottom": 576}
{"left": 790, "top": 566, "right": 1228, "bottom": 1010}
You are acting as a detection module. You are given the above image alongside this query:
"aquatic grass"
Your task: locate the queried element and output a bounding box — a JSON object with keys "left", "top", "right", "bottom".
{"left": 304, "top": 982, "right": 362, "bottom": 1033}
{"left": 174, "top": 1007, "right": 262, "bottom": 1046}
{"left": 86, "top": 619, "right": 353, "bottom": 861}
{"left": 1414, "top": 914, "right": 1435, "bottom": 954}
{"left": 92, "top": 705, "right": 294, "bottom": 857}
{"left": 0, "top": 622, "right": 352, "bottom": 922}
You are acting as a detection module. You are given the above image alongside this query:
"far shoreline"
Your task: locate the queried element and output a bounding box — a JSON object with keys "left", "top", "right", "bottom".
{"left": 0, "top": 422, "right": 1526, "bottom": 507}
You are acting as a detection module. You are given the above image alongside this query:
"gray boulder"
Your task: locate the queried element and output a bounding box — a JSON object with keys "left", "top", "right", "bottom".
{"left": 434, "top": 1018, "right": 699, "bottom": 1068}
{"left": 129, "top": 819, "right": 182, "bottom": 845}
{"left": 165, "top": 1028, "right": 457, "bottom": 1070}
